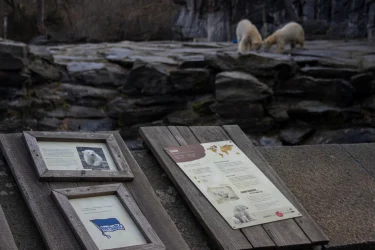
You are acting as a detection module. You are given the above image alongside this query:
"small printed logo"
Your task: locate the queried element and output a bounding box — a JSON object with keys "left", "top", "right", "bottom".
{"left": 169, "top": 149, "right": 179, "bottom": 153}
{"left": 90, "top": 218, "right": 125, "bottom": 239}
{"left": 276, "top": 211, "right": 284, "bottom": 217}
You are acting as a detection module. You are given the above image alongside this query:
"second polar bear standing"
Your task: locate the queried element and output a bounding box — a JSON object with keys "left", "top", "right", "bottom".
{"left": 263, "top": 22, "right": 305, "bottom": 54}
{"left": 236, "top": 19, "right": 262, "bottom": 53}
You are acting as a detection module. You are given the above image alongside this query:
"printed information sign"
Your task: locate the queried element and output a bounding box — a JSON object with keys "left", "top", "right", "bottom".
{"left": 165, "top": 140, "right": 302, "bottom": 229}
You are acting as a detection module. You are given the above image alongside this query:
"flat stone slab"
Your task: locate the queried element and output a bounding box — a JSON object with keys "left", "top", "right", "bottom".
{"left": 259, "top": 144, "right": 375, "bottom": 249}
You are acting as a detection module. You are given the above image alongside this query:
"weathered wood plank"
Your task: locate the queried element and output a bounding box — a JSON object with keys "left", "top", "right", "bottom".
{"left": 190, "top": 126, "right": 311, "bottom": 248}
{"left": 140, "top": 126, "right": 253, "bottom": 250}
{"left": 52, "top": 191, "right": 99, "bottom": 250}
{"left": 168, "top": 126, "right": 276, "bottom": 249}
{"left": 222, "top": 125, "right": 329, "bottom": 246}
{"left": 113, "top": 131, "right": 190, "bottom": 250}
{"left": 341, "top": 143, "right": 375, "bottom": 179}
{"left": 0, "top": 134, "right": 81, "bottom": 250}
{"left": 0, "top": 205, "right": 18, "bottom": 250}
{"left": 116, "top": 185, "right": 166, "bottom": 249}
{"left": 0, "top": 132, "right": 188, "bottom": 250}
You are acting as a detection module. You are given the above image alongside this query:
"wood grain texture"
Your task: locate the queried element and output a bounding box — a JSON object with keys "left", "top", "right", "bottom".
{"left": 222, "top": 125, "right": 329, "bottom": 246}
{"left": 25, "top": 131, "right": 109, "bottom": 141}
{"left": 112, "top": 131, "right": 190, "bottom": 250}
{"left": 0, "top": 133, "right": 81, "bottom": 250}
{"left": 52, "top": 184, "right": 165, "bottom": 250}
{"left": 140, "top": 126, "right": 253, "bottom": 250}
{"left": 0, "top": 205, "right": 18, "bottom": 250}
{"left": 116, "top": 185, "right": 166, "bottom": 249}
{"left": 51, "top": 191, "right": 98, "bottom": 250}
{"left": 23, "top": 131, "right": 134, "bottom": 182}
{"left": 0, "top": 132, "right": 186, "bottom": 250}
{"left": 106, "top": 134, "right": 133, "bottom": 176}
{"left": 189, "top": 126, "right": 310, "bottom": 248}
{"left": 168, "top": 126, "right": 275, "bottom": 249}
{"left": 54, "top": 183, "right": 119, "bottom": 198}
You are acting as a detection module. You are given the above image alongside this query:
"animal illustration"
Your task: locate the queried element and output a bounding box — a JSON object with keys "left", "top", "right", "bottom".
{"left": 233, "top": 217, "right": 241, "bottom": 224}
{"left": 82, "top": 150, "right": 103, "bottom": 168}
{"left": 233, "top": 204, "right": 253, "bottom": 223}
{"left": 263, "top": 22, "right": 305, "bottom": 53}
{"left": 236, "top": 19, "right": 262, "bottom": 53}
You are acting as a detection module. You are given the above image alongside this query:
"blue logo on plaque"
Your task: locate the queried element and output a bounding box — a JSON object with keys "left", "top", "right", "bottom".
{"left": 90, "top": 218, "right": 125, "bottom": 239}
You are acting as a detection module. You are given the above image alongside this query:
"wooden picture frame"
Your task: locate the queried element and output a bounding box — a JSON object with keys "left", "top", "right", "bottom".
{"left": 52, "top": 184, "right": 165, "bottom": 250}
{"left": 23, "top": 131, "right": 134, "bottom": 182}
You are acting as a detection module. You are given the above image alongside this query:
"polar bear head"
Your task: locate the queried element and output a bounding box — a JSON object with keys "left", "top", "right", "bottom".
{"left": 234, "top": 204, "right": 249, "bottom": 213}
{"left": 82, "top": 150, "right": 103, "bottom": 167}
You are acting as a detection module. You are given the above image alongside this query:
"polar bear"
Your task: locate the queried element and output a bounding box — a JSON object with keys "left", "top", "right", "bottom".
{"left": 82, "top": 150, "right": 103, "bottom": 168}
{"left": 236, "top": 19, "right": 262, "bottom": 53}
{"left": 233, "top": 204, "right": 252, "bottom": 223}
{"left": 263, "top": 22, "right": 305, "bottom": 54}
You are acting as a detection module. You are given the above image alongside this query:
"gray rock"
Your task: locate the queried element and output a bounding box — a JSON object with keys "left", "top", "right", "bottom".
{"left": 350, "top": 73, "right": 375, "bottom": 97}
{"left": 265, "top": 98, "right": 295, "bottom": 122}
{"left": 108, "top": 97, "right": 176, "bottom": 126}
{"left": 68, "top": 62, "right": 129, "bottom": 88}
{"left": 119, "top": 105, "right": 176, "bottom": 126}
{"left": 287, "top": 101, "right": 343, "bottom": 124}
{"left": 211, "top": 102, "right": 264, "bottom": 119}
{"left": 38, "top": 118, "right": 62, "bottom": 130}
{"left": 280, "top": 122, "right": 315, "bottom": 145}
{"left": 170, "top": 69, "right": 212, "bottom": 93}
{"left": 60, "top": 84, "right": 119, "bottom": 100}
{"left": 363, "top": 96, "right": 375, "bottom": 111}
{"left": 215, "top": 71, "right": 273, "bottom": 103}
{"left": 107, "top": 97, "right": 133, "bottom": 119}
{"left": 258, "top": 136, "right": 283, "bottom": 147}
{"left": 277, "top": 76, "right": 355, "bottom": 106}
{"left": 206, "top": 52, "right": 295, "bottom": 78}
{"left": 217, "top": 117, "right": 275, "bottom": 133}
{"left": 167, "top": 110, "right": 200, "bottom": 125}
{"left": 0, "top": 40, "right": 27, "bottom": 58}
{"left": 0, "top": 52, "right": 25, "bottom": 70}
{"left": 125, "top": 60, "right": 172, "bottom": 95}
{"left": 191, "top": 95, "right": 215, "bottom": 116}
{"left": 38, "top": 105, "right": 107, "bottom": 119}
{"left": 135, "top": 96, "right": 186, "bottom": 107}
{"left": 63, "top": 118, "right": 116, "bottom": 131}
{"left": 177, "top": 55, "right": 207, "bottom": 68}
{"left": 306, "top": 128, "right": 375, "bottom": 144}
{"left": 0, "top": 71, "right": 28, "bottom": 87}
{"left": 300, "top": 66, "right": 358, "bottom": 79}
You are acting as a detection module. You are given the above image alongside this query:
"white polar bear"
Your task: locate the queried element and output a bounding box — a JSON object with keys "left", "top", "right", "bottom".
{"left": 263, "top": 22, "right": 305, "bottom": 54}
{"left": 82, "top": 150, "right": 103, "bottom": 168}
{"left": 236, "top": 19, "right": 262, "bottom": 53}
{"left": 233, "top": 204, "right": 253, "bottom": 223}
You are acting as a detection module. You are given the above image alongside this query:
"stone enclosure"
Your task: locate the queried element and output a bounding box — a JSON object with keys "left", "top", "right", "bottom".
{"left": 2, "top": 38, "right": 375, "bottom": 147}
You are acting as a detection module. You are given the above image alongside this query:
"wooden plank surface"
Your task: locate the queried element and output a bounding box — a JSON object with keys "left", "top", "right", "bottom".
{"left": 112, "top": 132, "right": 190, "bottom": 250}
{"left": 0, "top": 205, "right": 18, "bottom": 250}
{"left": 189, "top": 126, "right": 311, "bottom": 248}
{"left": 140, "top": 126, "right": 253, "bottom": 250}
{"left": 0, "top": 134, "right": 81, "bottom": 250}
{"left": 168, "top": 126, "right": 276, "bottom": 249}
{"left": 0, "top": 132, "right": 189, "bottom": 250}
{"left": 222, "top": 125, "right": 329, "bottom": 245}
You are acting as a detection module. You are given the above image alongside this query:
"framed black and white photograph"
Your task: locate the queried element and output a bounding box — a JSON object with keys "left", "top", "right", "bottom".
{"left": 51, "top": 184, "right": 165, "bottom": 250}
{"left": 23, "top": 131, "right": 134, "bottom": 182}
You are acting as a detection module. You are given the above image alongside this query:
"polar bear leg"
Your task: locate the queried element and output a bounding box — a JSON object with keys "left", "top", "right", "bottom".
{"left": 238, "top": 38, "right": 247, "bottom": 53}
{"left": 276, "top": 40, "right": 285, "bottom": 54}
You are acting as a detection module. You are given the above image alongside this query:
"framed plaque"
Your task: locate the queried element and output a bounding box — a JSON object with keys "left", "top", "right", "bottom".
{"left": 51, "top": 184, "right": 165, "bottom": 250}
{"left": 23, "top": 131, "right": 134, "bottom": 182}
